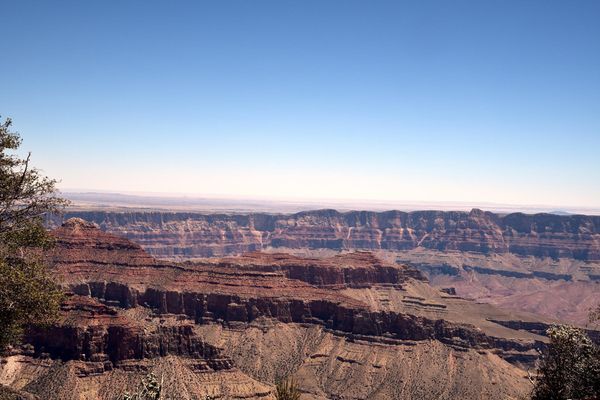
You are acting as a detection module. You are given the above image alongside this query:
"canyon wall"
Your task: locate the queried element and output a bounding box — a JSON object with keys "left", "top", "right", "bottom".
{"left": 49, "top": 208, "right": 600, "bottom": 261}
{"left": 45, "top": 220, "right": 542, "bottom": 359}
{"left": 1, "top": 218, "right": 566, "bottom": 399}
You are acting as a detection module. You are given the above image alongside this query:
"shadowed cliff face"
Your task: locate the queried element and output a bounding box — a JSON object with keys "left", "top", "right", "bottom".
{"left": 48, "top": 209, "right": 600, "bottom": 260}
{"left": 0, "top": 218, "right": 571, "bottom": 400}
{"left": 47, "top": 221, "right": 528, "bottom": 354}
{"left": 46, "top": 211, "right": 600, "bottom": 325}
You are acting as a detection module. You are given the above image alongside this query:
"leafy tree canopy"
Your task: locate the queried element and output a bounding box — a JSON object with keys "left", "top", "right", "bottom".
{"left": 0, "top": 116, "right": 67, "bottom": 351}
{"left": 532, "top": 324, "right": 600, "bottom": 400}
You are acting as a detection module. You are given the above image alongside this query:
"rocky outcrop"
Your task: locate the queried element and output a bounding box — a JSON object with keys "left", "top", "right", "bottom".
{"left": 11, "top": 293, "right": 272, "bottom": 399}
{"left": 24, "top": 295, "right": 231, "bottom": 371}
{"left": 6, "top": 218, "right": 584, "bottom": 399}
{"left": 463, "top": 265, "right": 573, "bottom": 281}
{"left": 49, "top": 218, "right": 158, "bottom": 267}
{"left": 396, "top": 248, "right": 600, "bottom": 324}
{"left": 41, "top": 220, "right": 553, "bottom": 361}
{"left": 48, "top": 208, "right": 600, "bottom": 261}
{"left": 211, "top": 251, "right": 426, "bottom": 288}
{"left": 62, "top": 280, "right": 543, "bottom": 357}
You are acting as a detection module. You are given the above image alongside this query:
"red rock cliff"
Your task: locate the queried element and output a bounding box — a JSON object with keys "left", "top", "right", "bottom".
{"left": 48, "top": 209, "right": 600, "bottom": 260}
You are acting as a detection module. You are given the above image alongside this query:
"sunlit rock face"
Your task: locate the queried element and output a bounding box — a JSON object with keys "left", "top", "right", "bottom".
{"left": 49, "top": 209, "right": 600, "bottom": 260}
{"left": 1, "top": 218, "right": 578, "bottom": 399}
{"left": 45, "top": 211, "right": 600, "bottom": 325}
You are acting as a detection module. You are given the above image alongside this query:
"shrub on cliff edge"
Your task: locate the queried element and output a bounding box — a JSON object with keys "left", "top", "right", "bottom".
{"left": 0, "top": 116, "right": 67, "bottom": 352}
{"left": 531, "top": 325, "right": 600, "bottom": 400}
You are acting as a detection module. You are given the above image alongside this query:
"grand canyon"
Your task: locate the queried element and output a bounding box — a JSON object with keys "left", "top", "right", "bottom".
{"left": 0, "top": 208, "right": 597, "bottom": 399}
{"left": 3, "top": 2, "right": 599, "bottom": 398}
{"left": 48, "top": 208, "right": 600, "bottom": 324}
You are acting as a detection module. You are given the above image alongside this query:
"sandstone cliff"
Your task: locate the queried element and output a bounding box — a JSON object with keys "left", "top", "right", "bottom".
{"left": 0, "top": 218, "right": 569, "bottom": 399}
{"left": 46, "top": 210, "right": 600, "bottom": 325}
{"left": 48, "top": 209, "right": 600, "bottom": 260}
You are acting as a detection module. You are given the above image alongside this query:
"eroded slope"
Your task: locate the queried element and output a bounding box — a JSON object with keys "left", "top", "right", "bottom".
{"left": 1, "top": 218, "right": 575, "bottom": 399}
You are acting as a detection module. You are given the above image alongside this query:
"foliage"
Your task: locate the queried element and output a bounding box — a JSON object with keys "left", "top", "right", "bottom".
{"left": 0, "top": 118, "right": 68, "bottom": 241}
{"left": 589, "top": 304, "right": 600, "bottom": 328}
{"left": 275, "top": 377, "right": 301, "bottom": 400}
{"left": 531, "top": 324, "right": 600, "bottom": 400}
{"left": 122, "top": 374, "right": 218, "bottom": 400}
{"left": 0, "top": 258, "right": 63, "bottom": 351}
{"left": 0, "top": 116, "right": 67, "bottom": 352}
{"left": 122, "top": 373, "right": 163, "bottom": 400}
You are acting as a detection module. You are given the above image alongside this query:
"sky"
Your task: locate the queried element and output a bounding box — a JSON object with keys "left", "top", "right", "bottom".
{"left": 1, "top": 0, "right": 599, "bottom": 209}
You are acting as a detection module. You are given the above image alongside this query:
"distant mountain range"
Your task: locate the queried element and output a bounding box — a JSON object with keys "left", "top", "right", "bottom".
{"left": 60, "top": 191, "right": 600, "bottom": 215}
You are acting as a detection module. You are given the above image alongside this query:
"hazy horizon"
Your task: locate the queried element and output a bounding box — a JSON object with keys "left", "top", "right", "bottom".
{"left": 59, "top": 189, "right": 600, "bottom": 215}
{"left": 2, "top": 1, "right": 599, "bottom": 208}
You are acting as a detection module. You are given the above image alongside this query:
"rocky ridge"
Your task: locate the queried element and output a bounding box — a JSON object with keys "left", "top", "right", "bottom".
{"left": 48, "top": 209, "right": 600, "bottom": 261}
{"left": 1, "top": 218, "right": 578, "bottom": 399}
{"left": 46, "top": 210, "right": 600, "bottom": 324}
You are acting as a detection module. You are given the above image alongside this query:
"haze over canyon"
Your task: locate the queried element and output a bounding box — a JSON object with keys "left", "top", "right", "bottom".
{"left": 3, "top": 1, "right": 600, "bottom": 398}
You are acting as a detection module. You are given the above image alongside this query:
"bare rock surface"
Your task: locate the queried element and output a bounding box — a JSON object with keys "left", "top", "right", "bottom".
{"left": 46, "top": 209, "right": 600, "bottom": 324}
{"left": 4, "top": 218, "right": 592, "bottom": 399}
{"left": 48, "top": 209, "right": 600, "bottom": 261}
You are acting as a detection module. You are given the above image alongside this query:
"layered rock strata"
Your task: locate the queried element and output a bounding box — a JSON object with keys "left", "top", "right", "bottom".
{"left": 42, "top": 220, "right": 550, "bottom": 360}
{"left": 3, "top": 218, "right": 585, "bottom": 399}
{"left": 48, "top": 209, "right": 600, "bottom": 261}
{"left": 395, "top": 248, "right": 600, "bottom": 324}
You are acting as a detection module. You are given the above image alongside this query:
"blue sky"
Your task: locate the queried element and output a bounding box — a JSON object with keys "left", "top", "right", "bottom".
{"left": 1, "top": 1, "right": 599, "bottom": 208}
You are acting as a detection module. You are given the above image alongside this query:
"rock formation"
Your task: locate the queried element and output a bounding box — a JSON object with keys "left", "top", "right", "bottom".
{"left": 48, "top": 209, "right": 600, "bottom": 260}
{"left": 46, "top": 209, "right": 600, "bottom": 325}
{"left": 1, "top": 218, "right": 577, "bottom": 399}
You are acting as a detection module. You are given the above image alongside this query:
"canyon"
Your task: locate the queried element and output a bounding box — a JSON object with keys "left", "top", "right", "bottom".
{"left": 47, "top": 209, "right": 600, "bottom": 324}
{"left": 48, "top": 209, "right": 600, "bottom": 261}
{"left": 0, "top": 218, "right": 572, "bottom": 399}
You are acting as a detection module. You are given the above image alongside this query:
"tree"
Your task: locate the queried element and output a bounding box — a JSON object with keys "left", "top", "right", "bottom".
{"left": 531, "top": 324, "right": 600, "bottom": 400}
{"left": 275, "top": 377, "right": 301, "bottom": 400}
{"left": 122, "top": 373, "right": 162, "bottom": 400}
{"left": 121, "top": 373, "right": 214, "bottom": 400}
{"left": 589, "top": 304, "right": 600, "bottom": 328}
{"left": 0, "top": 116, "right": 67, "bottom": 352}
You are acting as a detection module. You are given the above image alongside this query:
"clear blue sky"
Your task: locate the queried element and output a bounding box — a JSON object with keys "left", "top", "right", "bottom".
{"left": 1, "top": 1, "right": 599, "bottom": 207}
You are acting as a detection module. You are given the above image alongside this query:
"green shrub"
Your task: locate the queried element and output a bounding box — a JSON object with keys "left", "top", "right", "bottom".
{"left": 531, "top": 325, "right": 600, "bottom": 400}
{"left": 275, "top": 377, "right": 301, "bottom": 400}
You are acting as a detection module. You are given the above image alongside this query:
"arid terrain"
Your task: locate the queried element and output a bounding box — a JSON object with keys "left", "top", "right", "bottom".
{"left": 4, "top": 0, "right": 599, "bottom": 398}
{"left": 48, "top": 208, "right": 600, "bottom": 325}
{"left": 0, "top": 217, "right": 576, "bottom": 399}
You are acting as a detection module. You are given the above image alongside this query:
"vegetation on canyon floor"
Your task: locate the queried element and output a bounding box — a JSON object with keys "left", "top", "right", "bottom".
{"left": 120, "top": 373, "right": 300, "bottom": 400}
{"left": 118, "top": 373, "right": 302, "bottom": 400}
{"left": 122, "top": 373, "right": 163, "bottom": 400}
{"left": 275, "top": 378, "right": 301, "bottom": 400}
{"left": 0, "top": 116, "right": 66, "bottom": 351}
{"left": 118, "top": 319, "right": 598, "bottom": 400}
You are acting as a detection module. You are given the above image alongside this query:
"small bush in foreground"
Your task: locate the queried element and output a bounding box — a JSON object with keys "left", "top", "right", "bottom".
{"left": 122, "top": 373, "right": 162, "bottom": 400}
{"left": 275, "top": 377, "right": 301, "bottom": 400}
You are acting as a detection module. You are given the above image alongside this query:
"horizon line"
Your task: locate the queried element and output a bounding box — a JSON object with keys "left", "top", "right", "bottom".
{"left": 59, "top": 188, "right": 600, "bottom": 215}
